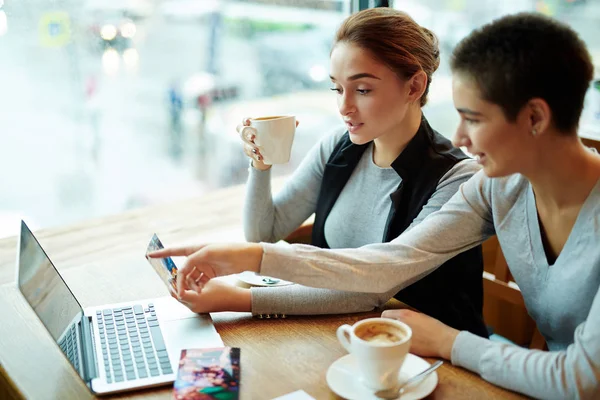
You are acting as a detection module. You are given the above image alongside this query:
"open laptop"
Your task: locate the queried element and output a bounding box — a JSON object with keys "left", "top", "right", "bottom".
{"left": 15, "top": 221, "right": 224, "bottom": 395}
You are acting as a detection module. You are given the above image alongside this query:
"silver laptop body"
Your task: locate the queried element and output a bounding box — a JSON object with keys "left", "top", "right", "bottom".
{"left": 16, "top": 221, "right": 223, "bottom": 395}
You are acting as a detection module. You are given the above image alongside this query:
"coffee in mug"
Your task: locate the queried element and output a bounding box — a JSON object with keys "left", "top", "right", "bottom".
{"left": 355, "top": 321, "right": 406, "bottom": 345}
{"left": 252, "top": 116, "right": 285, "bottom": 121}
{"left": 337, "top": 317, "right": 412, "bottom": 390}
{"left": 240, "top": 115, "right": 296, "bottom": 165}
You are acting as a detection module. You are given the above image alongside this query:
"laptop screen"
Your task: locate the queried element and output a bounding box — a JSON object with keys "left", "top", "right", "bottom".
{"left": 17, "top": 221, "right": 83, "bottom": 341}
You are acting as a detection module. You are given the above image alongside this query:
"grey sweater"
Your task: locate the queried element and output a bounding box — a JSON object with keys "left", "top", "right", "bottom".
{"left": 244, "top": 126, "right": 480, "bottom": 315}
{"left": 259, "top": 170, "right": 600, "bottom": 399}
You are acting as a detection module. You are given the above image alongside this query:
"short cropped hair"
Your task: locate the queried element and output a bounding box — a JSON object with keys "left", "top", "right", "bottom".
{"left": 451, "top": 13, "right": 594, "bottom": 134}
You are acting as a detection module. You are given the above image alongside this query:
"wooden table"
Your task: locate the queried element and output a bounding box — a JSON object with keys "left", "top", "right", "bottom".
{"left": 0, "top": 183, "right": 526, "bottom": 399}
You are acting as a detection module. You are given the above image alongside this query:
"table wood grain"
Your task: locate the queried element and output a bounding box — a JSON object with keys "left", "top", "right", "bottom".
{"left": 0, "top": 182, "right": 527, "bottom": 399}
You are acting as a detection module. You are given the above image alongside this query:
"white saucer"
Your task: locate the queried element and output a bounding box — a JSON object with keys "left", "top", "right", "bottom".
{"left": 326, "top": 353, "right": 438, "bottom": 400}
{"left": 236, "top": 271, "right": 294, "bottom": 287}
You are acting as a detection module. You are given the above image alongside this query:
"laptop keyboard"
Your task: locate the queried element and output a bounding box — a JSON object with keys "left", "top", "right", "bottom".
{"left": 58, "top": 324, "right": 80, "bottom": 372}
{"left": 96, "top": 303, "right": 173, "bottom": 383}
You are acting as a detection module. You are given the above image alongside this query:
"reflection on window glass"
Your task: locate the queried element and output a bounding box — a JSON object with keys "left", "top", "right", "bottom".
{"left": 0, "top": 0, "right": 597, "bottom": 236}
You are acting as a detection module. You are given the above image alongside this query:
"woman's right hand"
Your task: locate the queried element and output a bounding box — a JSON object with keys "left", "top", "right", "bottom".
{"left": 237, "top": 117, "right": 300, "bottom": 171}
{"left": 237, "top": 117, "right": 270, "bottom": 171}
{"left": 147, "top": 242, "right": 264, "bottom": 296}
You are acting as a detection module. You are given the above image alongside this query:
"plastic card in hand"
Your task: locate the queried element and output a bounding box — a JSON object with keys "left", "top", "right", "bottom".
{"left": 173, "top": 347, "right": 241, "bottom": 400}
{"left": 145, "top": 233, "right": 178, "bottom": 292}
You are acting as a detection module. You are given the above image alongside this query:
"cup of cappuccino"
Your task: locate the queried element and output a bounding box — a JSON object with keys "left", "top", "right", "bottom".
{"left": 336, "top": 317, "right": 412, "bottom": 390}
{"left": 240, "top": 115, "right": 296, "bottom": 165}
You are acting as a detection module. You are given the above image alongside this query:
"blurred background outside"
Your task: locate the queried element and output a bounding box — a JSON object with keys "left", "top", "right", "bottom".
{"left": 0, "top": 0, "right": 599, "bottom": 237}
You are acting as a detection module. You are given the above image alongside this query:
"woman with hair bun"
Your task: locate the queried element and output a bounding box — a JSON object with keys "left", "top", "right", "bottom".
{"left": 158, "top": 8, "right": 488, "bottom": 338}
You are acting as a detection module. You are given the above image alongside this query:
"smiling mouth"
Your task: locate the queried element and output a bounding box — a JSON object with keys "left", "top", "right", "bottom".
{"left": 345, "top": 121, "right": 363, "bottom": 133}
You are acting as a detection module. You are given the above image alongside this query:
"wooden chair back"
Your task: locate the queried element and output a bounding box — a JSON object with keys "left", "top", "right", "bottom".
{"left": 482, "top": 237, "right": 547, "bottom": 350}
{"left": 283, "top": 221, "right": 313, "bottom": 244}
{"left": 581, "top": 136, "right": 600, "bottom": 153}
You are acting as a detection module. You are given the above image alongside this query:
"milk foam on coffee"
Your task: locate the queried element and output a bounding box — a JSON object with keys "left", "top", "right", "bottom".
{"left": 357, "top": 323, "right": 404, "bottom": 344}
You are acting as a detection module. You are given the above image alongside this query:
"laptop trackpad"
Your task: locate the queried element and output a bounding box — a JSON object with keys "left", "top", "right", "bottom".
{"left": 161, "top": 316, "right": 225, "bottom": 368}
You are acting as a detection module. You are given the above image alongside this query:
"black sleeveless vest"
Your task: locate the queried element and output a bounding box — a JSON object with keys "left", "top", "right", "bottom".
{"left": 312, "top": 117, "right": 488, "bottom": 337}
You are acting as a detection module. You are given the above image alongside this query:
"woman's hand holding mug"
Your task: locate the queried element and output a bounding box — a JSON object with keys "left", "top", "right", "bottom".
{"left": 238, "top": 117, "right": 270, "bottom": 170}
{"left": 237, "top": 116, "right": 299, "bottom": 170}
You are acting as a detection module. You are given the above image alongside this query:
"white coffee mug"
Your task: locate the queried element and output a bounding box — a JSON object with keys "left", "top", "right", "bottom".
{"left": 240, "top": 115, "right": 296, "bottom": 165}
{"left": 336, "top": 317, "right": 412, "bottom": 390}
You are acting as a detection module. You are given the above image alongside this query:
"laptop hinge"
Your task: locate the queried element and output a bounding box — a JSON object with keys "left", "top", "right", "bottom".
{"left": 80, "top": 315, "right": 98, "bottom": 382}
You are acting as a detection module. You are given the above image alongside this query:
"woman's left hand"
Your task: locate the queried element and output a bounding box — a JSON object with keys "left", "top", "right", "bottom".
{"left": 381, "top": 309, "right": 460, "bottom": 360}
{"left": 169, "top": 279, "right": 252, "bottom": 314}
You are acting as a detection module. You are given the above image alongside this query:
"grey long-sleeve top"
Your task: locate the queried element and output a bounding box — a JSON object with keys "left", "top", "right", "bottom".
{"left": 244, "top": 126, "right": 480, "bottom": 315}
{"left": 259, "top": 170, "right": 600, "bottom": 399}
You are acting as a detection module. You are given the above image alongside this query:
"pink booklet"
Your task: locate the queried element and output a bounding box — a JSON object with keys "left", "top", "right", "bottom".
{"left": 173, "top": 347, "right": 241, "bottom": 400}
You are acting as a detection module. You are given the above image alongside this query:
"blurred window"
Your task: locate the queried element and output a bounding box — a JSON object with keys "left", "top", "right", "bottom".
{"left": 0, "top": 0, "right": 597, "bottom": 235}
